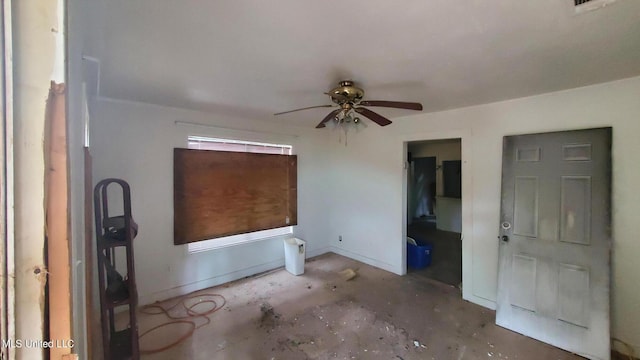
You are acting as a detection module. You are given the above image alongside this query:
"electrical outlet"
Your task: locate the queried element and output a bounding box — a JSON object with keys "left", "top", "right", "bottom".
{"left": 339, "top": 235, "right": 342, "bottom": 242}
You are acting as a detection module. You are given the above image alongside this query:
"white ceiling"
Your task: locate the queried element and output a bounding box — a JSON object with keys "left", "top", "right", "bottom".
{"left": 88, "top": 0, "right": 640, "bottom": 126}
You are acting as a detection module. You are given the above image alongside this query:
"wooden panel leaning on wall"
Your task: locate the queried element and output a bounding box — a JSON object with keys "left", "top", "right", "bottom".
{"left": 173, "top": 148, "right": 297, "bottom": 245}
{"left": 44, "top": 82, "right": 75, "bottom": 359}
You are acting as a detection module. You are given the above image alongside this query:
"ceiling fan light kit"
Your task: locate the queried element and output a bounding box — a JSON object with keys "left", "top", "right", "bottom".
{"left": 275, "top": 80, "right": 424, "bottom": 132}
{"left": 328, "top": 110, "right": 368, "bottom": 146}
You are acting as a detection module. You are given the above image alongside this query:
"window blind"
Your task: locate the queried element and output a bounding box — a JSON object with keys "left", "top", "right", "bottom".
{"left": 173, "top": 148, "right": 297, "bottom": 245}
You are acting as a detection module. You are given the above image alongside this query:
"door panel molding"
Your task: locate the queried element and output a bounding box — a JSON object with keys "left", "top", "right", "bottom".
{"left": 510, "top": 254, "right": 537, "bottom": 312}
{"left": 513, "top": 176, "right": 539, "bottom": 238}
{"left": 558, "top": 263, "right": 590, "bottom": 328}
{"left": 560, "top": 176, "right": 592, "bottom": 245}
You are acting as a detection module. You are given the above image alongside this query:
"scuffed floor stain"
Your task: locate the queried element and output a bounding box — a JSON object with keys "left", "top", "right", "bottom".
{"left": 259, "top": 300, "right": 418, "bottom": 359}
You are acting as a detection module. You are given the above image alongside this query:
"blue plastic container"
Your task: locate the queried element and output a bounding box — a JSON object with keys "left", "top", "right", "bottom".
{"left": 407, "top": 242, "right": 433, "bottom": 269}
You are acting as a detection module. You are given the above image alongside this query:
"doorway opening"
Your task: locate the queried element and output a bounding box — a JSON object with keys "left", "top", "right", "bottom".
{"left": 406, "top": 138, "right": 462, "bottom": 288}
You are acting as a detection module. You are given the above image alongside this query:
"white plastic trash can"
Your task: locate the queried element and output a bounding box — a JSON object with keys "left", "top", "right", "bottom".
{"left": 283, "top": 237, "right": 305, "bottom": 275}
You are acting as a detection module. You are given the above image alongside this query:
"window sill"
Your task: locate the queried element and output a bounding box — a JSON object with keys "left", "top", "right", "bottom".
{"left": 187, "top": 229, "right": 293, "bottom": 254}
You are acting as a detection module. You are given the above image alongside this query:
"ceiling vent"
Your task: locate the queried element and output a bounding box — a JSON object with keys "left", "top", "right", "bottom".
{"left": 572, "top": 0, "right": 618, "bottom": 13}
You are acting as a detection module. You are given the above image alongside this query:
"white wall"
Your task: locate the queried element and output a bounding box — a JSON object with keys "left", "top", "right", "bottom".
{"left": 323, "top": 129, "right": 407, "bottom": 273}
{"left": 410, "top": 139, "right": 461, "bottom": 158}
{"left": 90, "top": 98, "right": 331, "bottom": 305}
{"left": 327, "top": 76, "right": 640, "bottom": 354}
{"left": 434, "top": 197, "right": 461, "bottom": 233}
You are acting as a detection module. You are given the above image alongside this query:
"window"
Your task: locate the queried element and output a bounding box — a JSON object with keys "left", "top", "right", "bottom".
{"left": 188, "top": 136, "right": 292, "bottom": 155}
{"left": 183, "top": 136, "right": 294, "bottom": 253}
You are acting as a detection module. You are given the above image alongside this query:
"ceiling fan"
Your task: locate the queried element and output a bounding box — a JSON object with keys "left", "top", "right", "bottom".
{"left": 274, "top": 80, "right": 423, "bottom": 128}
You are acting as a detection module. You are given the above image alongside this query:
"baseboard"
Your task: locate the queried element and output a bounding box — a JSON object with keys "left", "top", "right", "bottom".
{"left": 141, "top": 245, "right": 494, "bottom": 310}
{"left": 463, "top": 293, "right": 497, "bottom": 310}
{"left": 139, "top": 246, "right": 332, "bottom": 306}
{"left": 139, "top": 257, "right": 285, "bottom": 305}
{"left": 329, "top": 246, "right": 401, "bottom": 274}
{"left": 307, "top": 246, "right": 331, "bottom": 259}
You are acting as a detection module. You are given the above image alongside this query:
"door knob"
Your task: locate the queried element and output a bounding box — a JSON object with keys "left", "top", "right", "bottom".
{"left": 501, "top": 235, "right": 509, "bottom": 242}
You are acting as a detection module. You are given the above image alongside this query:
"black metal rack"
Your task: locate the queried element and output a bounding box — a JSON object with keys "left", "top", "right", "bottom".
{"left": 94, "top": 178, "right": 140, "bottom": 360}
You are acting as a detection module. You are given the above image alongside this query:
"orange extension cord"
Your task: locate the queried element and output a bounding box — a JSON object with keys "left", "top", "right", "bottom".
{"left": 138, "top": 293, "right": 226, "bottom": 354}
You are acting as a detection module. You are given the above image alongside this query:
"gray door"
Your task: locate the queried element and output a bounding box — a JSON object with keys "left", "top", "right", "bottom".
{"left": 496, "top": 128, "right": 611, "bottom": 360}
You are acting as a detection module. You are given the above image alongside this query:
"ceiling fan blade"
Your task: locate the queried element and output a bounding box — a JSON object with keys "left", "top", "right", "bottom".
{"left": 316, "top": 109, "right": 342, "bottom": 128}
{"left": 359, "top": 100, "right": 423, "bottom": 111}
{"left": 354, "top": 107, "right": 392, "bottom": 126}
{"left": 274, "top": 104, "right": 334, "bottom": 116}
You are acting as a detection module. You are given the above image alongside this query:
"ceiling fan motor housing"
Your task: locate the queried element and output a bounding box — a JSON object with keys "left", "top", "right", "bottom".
{"left": 329, "top": 80, "right": 364, "bottom": 105}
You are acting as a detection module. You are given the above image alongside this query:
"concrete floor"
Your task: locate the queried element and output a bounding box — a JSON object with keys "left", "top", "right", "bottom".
{"left": 137, "top": 253, "right": 584, "bottom": 360}
{"left": 408, "top": 220, "right": 462, "bottom": 286}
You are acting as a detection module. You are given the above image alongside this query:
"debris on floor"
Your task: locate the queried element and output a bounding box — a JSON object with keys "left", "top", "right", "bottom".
{"left": 134, "top": 253, "right": 588, "bottom": 360}
{"left": 261, "top": 300, "right": 416, "bottom": 359}
{"left": 259, "top": 302, "right": 281, "bottom": 331}
{"left": 338, "top": 268, "right": 358, "bottom": 281}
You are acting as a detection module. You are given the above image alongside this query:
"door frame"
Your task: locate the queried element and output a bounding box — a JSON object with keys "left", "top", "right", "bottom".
{"left": 1, "top": 1, "right": 15, "bottom": 358}
{"left": 399, "top": 128, "right": 488, "bottom": 306}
